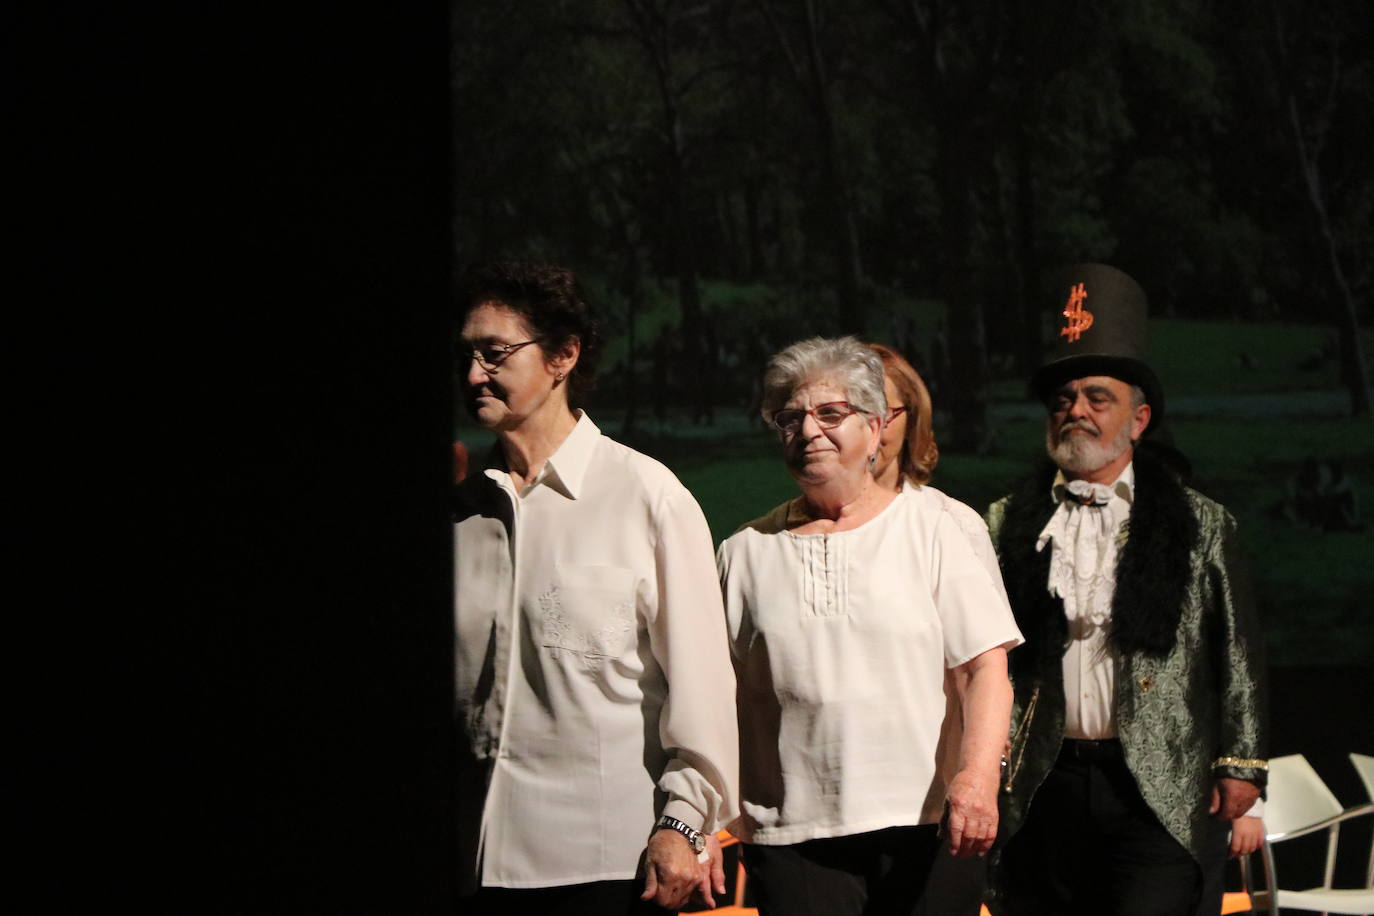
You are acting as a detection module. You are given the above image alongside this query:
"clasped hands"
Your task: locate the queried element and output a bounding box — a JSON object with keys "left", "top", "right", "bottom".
{"left": 642, "top": 828, "right": 726, "bottom": 910}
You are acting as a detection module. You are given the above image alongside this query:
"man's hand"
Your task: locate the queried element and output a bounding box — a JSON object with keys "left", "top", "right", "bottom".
{"left": 1229, "top": 815, "right": 1265, "bottom": 859}
{"left": 1209, "top": 777, "right": 1261, "bottom": 821}
{"left": 945, "top": 767, "right": 1000, "bottom": 858}
{"left": 641, "top": 828, "right": 703, "bottom": 911}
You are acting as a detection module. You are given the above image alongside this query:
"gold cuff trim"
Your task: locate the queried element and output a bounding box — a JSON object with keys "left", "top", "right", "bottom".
{"left": 1213, "top": 756, "right": 1268, "bottom": 771}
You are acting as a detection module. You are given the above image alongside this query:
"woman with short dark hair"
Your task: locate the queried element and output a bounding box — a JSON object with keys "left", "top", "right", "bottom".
{"left": 453, "top": 261, "right": 738, "bottom": 915}
{"left": 867, "top": 341, "right": 1011, "bottom": 914}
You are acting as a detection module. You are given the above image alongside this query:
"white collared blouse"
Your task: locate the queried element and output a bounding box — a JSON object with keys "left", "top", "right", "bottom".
{"left": 455, "top": 412, "right": 739, "bottom": 889}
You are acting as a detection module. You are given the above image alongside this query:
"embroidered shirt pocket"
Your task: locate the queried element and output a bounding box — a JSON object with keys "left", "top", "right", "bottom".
{"left": 538, "top": 564, "right": 638, "bottom": 669}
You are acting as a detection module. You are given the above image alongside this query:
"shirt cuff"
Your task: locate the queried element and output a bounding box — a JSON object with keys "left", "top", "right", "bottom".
{"left": 660, "top": 798, "right": 707, "bottom": 833}
{"left": 1212, "top": 756, "right": 1268, "bottom": 790}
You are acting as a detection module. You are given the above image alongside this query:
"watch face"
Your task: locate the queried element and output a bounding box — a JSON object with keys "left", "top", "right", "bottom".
{"left": 658, "top": 816, "right": 706, "bottom": 852}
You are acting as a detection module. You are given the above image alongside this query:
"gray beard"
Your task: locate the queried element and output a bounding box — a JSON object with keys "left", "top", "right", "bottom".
{"left": 1046, "top": 419, "right": 1134, "bottom": 475}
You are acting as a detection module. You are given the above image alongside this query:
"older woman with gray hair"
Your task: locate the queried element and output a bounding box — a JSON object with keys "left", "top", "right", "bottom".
{"left": 717, "top": 336, "right": 1022, "bottom": 916}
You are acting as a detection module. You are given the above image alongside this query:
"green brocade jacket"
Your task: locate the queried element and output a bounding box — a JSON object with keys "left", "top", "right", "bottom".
{"left": 986, "top": 452, "right": 1268, "bottom": 866}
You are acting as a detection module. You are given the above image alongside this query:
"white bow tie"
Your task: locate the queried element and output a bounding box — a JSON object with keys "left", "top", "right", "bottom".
{"left": 1062, "top": 479, "right": 1113, "bottom": 506}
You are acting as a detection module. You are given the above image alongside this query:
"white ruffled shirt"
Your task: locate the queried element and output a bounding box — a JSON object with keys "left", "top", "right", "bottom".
{"left": 1036, "top": 464, "right": 1134, "bottom": 740}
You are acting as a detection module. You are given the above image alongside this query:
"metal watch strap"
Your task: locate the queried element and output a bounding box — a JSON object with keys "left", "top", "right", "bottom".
{"left": 655, "top": 815, "right": 706, "bottom": 853}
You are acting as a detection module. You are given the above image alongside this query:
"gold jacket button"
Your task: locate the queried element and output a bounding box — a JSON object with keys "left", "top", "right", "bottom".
{"left": 1138, "top": 675, "right": 1155, "bottom": 692}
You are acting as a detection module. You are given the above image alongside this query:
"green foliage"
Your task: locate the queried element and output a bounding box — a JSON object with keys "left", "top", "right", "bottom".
{"left": 1180, "top": 416, "right": 1374, "bottom": 666}
{"left": 1150, "top": 320, "right": 1374, "bottom": 395}
{"left": 592, "top": 276, "right": 680, "bottom": 375}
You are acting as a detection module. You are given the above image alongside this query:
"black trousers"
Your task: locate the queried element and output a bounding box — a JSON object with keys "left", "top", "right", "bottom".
{"left": 997, "top": 739, "right": 1226, "bottom": 916}
{"left": 917, "top": 845, "right": 987, "bottom": 916}
{"left": 462, "top": 880, "right": 674, "bottom": 916}
{"left": 743, "top": 825, "right": 942, "bottom": 916}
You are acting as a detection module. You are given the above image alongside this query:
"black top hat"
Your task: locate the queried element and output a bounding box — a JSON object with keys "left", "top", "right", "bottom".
{"left": 1030, "top": 262, "right": 1165, "bottom": 429}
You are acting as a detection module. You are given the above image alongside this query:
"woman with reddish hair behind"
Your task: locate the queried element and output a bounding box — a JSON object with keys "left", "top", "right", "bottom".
{"left": 866, "top": 342, "right": 1011, "bottom": 915}
{"left": 865, "top": 342, "right": 938, "bottom": 491}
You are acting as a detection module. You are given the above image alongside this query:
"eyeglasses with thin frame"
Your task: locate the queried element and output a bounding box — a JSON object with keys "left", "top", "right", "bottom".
{"left": 462, "top": 339, "right": 539, "bottom": 371}
{"left": 887, "top": 405, "right": 907, "bottom": 422}
{"left": 770, "top": 401, "right": 867, "bottom": 434}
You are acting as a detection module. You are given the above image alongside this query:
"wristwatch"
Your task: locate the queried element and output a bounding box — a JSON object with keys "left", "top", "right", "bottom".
{"left": 655, "top": 815, "right": 706, "bottom": 854}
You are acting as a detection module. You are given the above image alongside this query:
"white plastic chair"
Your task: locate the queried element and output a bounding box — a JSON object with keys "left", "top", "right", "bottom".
{"left": 1352, "top": 753, "right": 1374, "bottom": 889}
{"left": 1241, "top": 753, "right": 1374, "bottom": 915}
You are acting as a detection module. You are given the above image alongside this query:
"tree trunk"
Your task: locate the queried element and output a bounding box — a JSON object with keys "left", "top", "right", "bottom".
{"left": 801, "top": 0, "right": 865, "bottom": 331}
{"left": 1293, "top": 134, "right": 1371, "bottom": 417}
{"left": 744, "top": 177, "right": 763, "bottom": 280}
{"left": 626, "top": 0, "right": 714, "bottom": 424}
{"left": 612, "top": 194, "right": 645, "bottom": 439}
{"left": 1013, "top": 90, "right": 1043, "bottom": 380}
{"left": 938, "top": 130, "right": 991, "bottom": 452}
{"left": 757, "top": 0, "right": 866, "bottom": 330}
{"left": 1269, "top": 0, "right": 1370, "bottom": 417}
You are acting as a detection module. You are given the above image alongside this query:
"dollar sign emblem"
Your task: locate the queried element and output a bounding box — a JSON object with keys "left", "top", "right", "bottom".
{"left": 1060, "top": 282, "right": 1093, "bottom": 342}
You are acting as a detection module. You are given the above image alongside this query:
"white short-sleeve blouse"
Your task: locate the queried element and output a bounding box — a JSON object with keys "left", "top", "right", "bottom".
{"left": 717, "top": 484, "right": 1023, "bottom": 845}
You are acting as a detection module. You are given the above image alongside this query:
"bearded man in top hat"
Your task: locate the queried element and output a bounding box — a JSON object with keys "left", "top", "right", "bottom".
{"left": 985, "top": 263, "right": 1267, "bottom": 915}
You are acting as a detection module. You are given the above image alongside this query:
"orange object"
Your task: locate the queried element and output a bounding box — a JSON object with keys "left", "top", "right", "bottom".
{"left": 1220, "top": 891, "right": 1252, "bottom": 914}
{"left": 1059, "top": 281, "right": 1094, "bottom": 342}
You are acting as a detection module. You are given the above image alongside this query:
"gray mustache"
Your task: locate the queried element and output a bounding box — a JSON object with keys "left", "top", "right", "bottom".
{"left": 1060, "top": 420, "right": 1099, "bottom": 436}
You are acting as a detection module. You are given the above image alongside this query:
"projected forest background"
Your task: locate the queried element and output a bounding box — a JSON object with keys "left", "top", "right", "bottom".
{"left": 453, "top": 0, "right": 1373, "bottom": 666}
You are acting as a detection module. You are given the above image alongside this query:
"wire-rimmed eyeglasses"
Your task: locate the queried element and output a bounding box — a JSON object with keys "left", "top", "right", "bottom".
{"left": 462, "top": 339, "right": 539, "bottom": 371}
{"left": 770, "top": 401, "right": 866, "bottom": 434}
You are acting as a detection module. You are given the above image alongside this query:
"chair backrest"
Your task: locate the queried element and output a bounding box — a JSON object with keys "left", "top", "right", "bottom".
{"left": 1265, "top": 754, "right": 1344, "bottom": 836}
{"left": 1351, "top": 753, "right": 1374, "bottom": 802}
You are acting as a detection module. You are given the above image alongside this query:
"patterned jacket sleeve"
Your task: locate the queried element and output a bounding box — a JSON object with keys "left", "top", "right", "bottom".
{"left": 1200, "top": 501, "right": 1268, "bottom": 789}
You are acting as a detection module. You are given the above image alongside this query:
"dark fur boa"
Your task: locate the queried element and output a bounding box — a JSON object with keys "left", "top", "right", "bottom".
{"left": 997, "top": 447, "right": 1198, "bottom": 679}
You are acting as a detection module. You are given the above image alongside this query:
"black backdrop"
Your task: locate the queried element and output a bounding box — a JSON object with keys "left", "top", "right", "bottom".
{"left": 17, "top": 4, "right": 457, "bottom": 913}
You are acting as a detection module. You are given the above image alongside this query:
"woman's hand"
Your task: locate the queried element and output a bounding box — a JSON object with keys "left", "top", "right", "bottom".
{"left": 690, "top": 832, "right": 727, "bottom": 909}
{"left": 945, "top": 767, "right": 1000, "bottom": 858}
{"left": 1229, "top": 815, "right": 1265, "bottom": 858}
{"left": 948, "top": 645, "right": 1013, "bottom": 858}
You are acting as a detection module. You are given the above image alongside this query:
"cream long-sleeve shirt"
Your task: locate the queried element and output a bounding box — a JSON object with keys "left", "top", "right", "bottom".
{"left": 718, "top": 484, "right": 1023, "bottom": 845}
{"left": 454, "top": 413, "right": 739, "bottom": 891}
